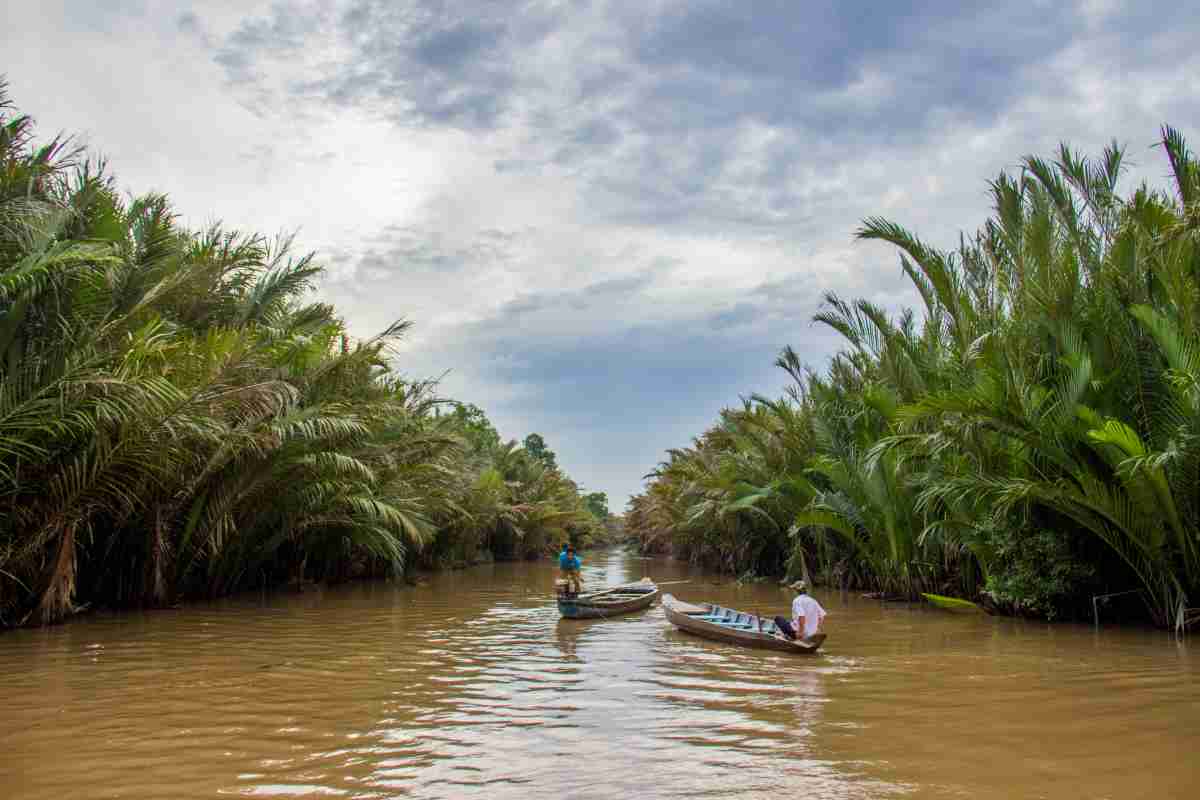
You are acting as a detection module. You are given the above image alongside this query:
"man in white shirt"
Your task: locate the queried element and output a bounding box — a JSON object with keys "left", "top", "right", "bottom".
{"left": 774, "top": 579, "right": 826, "bottom": 641}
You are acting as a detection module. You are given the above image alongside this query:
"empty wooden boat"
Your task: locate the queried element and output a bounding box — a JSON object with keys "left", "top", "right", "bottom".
{"left": 557, "top": 577, "right": 660, "bottom": 619}
{"left": 662, "top": 594, "right": 826, "bottom": 653}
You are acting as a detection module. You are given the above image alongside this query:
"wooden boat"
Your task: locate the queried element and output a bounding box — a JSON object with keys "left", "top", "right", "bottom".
{"left": 662, "top": 594, "right": 826, "bottom": 654}
{"left": 557, "top": 577, "right": 661, "bottom": 619}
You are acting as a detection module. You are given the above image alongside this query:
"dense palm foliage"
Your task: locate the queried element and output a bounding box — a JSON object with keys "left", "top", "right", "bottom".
{"left": 0, "top": 85, "right": 599, "bottom": 627}
{"left": 630, "top": 129, "right": 1200, "bottom": 630}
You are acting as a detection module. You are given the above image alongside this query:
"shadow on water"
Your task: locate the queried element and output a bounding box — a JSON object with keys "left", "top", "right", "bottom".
{"left": 0, "top": 547, "right": 1195, "bottom": 799}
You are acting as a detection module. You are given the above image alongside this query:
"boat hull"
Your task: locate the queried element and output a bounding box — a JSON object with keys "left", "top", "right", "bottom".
{"left": 662, "top": 594, "right": 826, "bottom": 654}
{"left": 557, "top": 581, "right": 660, "bottom": 619}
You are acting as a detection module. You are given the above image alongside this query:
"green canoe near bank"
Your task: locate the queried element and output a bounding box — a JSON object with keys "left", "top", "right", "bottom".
{"left": 921, "top": 593, "right": 988, "bottom": 614}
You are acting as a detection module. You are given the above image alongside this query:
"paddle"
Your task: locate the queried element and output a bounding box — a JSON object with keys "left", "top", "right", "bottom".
{"left": 758, "top": 608, "right": 808, "bottom": 644}
{"left": 574, "top": 585, "right": 630, "bottom": 600}
{"left": 756, "top": 609, "right": 794, "bottom": 642}
{"left": 579, "top": 578, "right": 688, "bottom": 594}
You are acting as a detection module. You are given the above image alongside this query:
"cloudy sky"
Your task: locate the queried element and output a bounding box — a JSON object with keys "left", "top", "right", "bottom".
{"left": 5, "top": 1, "right": 1199, "bottom": 503}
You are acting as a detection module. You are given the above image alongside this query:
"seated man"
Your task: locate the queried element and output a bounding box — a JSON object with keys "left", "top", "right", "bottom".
{"left": 774, "top": 579, "right": 826, "bottom": 641}
{"left": 559, "top": 544, "right": 583, "bottom": 595}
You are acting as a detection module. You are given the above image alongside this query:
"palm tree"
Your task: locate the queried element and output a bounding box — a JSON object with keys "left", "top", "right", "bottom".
{"left": 0, "top": 83, "right": 604, "bottom": 626}
{"left": 632, "top": 127, "right": 1200, "bottom": 629}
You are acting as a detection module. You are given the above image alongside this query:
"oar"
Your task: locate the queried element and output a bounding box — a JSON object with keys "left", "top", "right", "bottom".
{"left": 576, "top": 582, "right": 656, "bottom": 600}
{"left": 575, "top": 585, "right": 627, "bottom": 600}
{"left": 757, "top": 608, "right": 796, "bottom": 641}
{"left": 574, "top": 578, "right": 688, "bottom": 598}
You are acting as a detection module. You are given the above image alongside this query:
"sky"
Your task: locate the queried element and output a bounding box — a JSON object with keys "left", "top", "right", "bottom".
{"left": 4, "top": 1, "right": 1199, "bottom": 504}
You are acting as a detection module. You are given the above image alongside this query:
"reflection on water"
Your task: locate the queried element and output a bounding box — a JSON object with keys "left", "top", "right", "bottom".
{"left": 0, "top": 549, "right": 1196, "bottom": 799}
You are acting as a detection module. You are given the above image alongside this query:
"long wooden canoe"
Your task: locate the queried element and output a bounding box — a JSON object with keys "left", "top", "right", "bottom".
{"left": 662, "top": 594, "right": 826, "bottom": 654}
{"left": 557, "top": 577, "right": 661, "bottom": 619}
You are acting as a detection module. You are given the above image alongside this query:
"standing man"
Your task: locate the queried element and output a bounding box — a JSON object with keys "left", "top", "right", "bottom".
{"left": 774, "top": 580, "right": 826, "bottom": 641}
{"left": 559, "top": 543, "right": 583, "bottom": 595}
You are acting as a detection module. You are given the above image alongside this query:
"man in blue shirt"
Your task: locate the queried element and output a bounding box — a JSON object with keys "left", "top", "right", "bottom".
{"left": 559, "top": 543, "right": 582, "bottom": 594}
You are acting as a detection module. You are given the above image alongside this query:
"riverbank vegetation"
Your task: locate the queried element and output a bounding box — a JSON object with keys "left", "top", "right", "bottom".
{"left": 0, "top": 84, "right": 601, "bottom": 628}
{"left": 629, "top": 129, "right": 1200, "bottom": 631}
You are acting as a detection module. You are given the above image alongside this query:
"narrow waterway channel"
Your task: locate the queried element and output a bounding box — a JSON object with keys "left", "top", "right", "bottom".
{"left": 1, "top": 548, "right": 1196, "bottom": 799}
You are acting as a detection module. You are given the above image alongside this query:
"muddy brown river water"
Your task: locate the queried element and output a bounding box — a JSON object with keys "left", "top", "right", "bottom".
{"left": 1, "top": 548, "right": 1197, "bottom": 799}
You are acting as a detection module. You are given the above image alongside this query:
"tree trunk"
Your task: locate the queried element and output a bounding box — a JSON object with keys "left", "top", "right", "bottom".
{"left": 28, "top": 521, "right": 78, "bottom": 626}
{"left": 144, "top": 505, "right": 171, "bottom": 607}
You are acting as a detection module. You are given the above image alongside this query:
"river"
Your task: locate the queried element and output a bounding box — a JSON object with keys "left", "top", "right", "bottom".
{"left": 1, "top": 547, "right": 1196, "bottom": 799}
